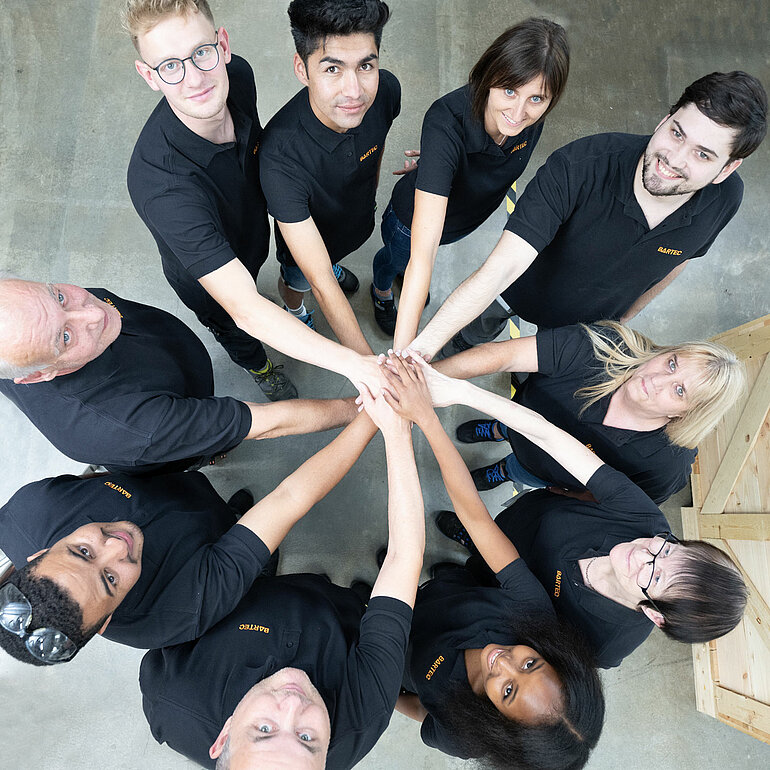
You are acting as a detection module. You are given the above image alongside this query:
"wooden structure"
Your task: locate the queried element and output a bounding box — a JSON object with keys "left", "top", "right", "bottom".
{"left": 682, "top": 314, "right": 770, "bottom": 743}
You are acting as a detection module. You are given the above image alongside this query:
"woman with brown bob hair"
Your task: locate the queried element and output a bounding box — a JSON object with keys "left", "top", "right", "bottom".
{"left": 370, "top": 18, "right": 569, "bottom": 344}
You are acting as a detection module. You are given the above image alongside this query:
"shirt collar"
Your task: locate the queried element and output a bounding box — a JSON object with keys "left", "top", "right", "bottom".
{"left": 298, "top": 89, "right": 356, "bottom": 152}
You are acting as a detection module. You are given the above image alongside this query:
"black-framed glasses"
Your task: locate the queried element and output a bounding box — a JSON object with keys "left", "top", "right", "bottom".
{"left": 637, "top": 531, "right": 680, "bottom": 614}
{"left": 146, "top": 33, "right": 220, "bottom": 85}
{"left": 0, "top": 582, "right": 77, "bottom": 664}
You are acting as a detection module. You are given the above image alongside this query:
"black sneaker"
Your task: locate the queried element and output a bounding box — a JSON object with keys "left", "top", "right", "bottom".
{"left": 456, "top": 419, "right": 504, "bottom": 444}
{"left": 438, "top": 331, "right": 473, "bottom": 360}
{"left": 370, "top": 284, "right": 397, "bottom": 335}
{"left": 435, "top": 510, "right": 477, "bottom": 553}
{"left": 249, "top": 359, "right": 298, "bottom": 401}
{"left": 471, "top": 460, "right": 509, "bottom": 491}
{"left": 333, "top": 263, "right": 360, "bottom": 294}
{"left": 227, "top": 488, "right": 254, "bottom": 518}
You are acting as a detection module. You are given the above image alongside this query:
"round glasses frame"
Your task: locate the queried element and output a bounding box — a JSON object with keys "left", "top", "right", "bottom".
{"left": 146, "top": 32, "right": 220, "bottom": 85}
{"left": 0, "top": 581, "right": 78, "bottom": 664}
{"left": 637, "top": 531, "right": 681, "bottom": 615}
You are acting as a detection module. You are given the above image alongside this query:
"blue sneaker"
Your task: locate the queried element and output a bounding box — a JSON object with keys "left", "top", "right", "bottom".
{"left": 456, "top": 419, "right": 504, "bottom": 443}
{"left": 332, "top": 263, "right": 360, "bottom": 294}
{"left": 471, "top": 460, "right": 508, "bottom": 491}
{"left": 284, "top": 304, "right": 315, "bottom": 329}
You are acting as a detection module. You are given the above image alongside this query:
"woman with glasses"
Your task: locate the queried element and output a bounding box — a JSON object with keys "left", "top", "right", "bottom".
{"left": 412, "top": 353, "right": 747, "bottom": 668}
{"left": 435, "top": 321, "right": 746, "bottom": 504}
{"left": 369, "top": 18, "right": 569, "bottom": 343}
{"left": 376, "top": 356, "right": 604, "bottom": 770}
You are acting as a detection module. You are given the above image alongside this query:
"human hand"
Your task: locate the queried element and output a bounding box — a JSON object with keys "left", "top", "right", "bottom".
{"left": 346, "top": 353, "right": 389, "bottom": 398}
{"left": 358, "top": 383, "right": 411, "bottom": 436}
{"left": 392, "top": 149, "right": 420, "bottom": 176}
{"left": 402, "top": 349, "right": 464, "bottom": 408}
{"left": 378, "top": 353, "right": 436, "bottom": 427}
{"left": 401, "top": 334, "right": 434, "bottom": 363}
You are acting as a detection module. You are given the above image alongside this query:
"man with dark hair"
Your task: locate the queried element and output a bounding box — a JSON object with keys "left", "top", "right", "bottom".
{"left": 0, "top": 413, "right": 378, "bottom": 665}
{"left": 0, "top": 278, "right": 355, "bottom": 475}
{"left": 140, "top": 388, "right": 424, "bottom": 769}
{"left": 406, "top": 70, "right": 768, "bottom": 359}
{"left": 259, "top": 0, "right": 399, "bottom": 354}
{"left": 124, "top": 0, "right": 390, "bottom": 402}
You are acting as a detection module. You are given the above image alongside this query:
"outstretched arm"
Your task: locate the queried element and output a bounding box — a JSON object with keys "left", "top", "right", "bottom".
{"left": 238, "top": 411, "right": 378, "bottom": 551}
{"left": 362, "top": 389, "right": 425, "bottom": 609}
{"left": 380, "top": 355, "right": 518, "bottom": 574}
{"left": 244, "top": 397, "right": 357, "bottom": 440}
{"left": 432, "top": 335, "right": 538, "bottom": 380}
{"left": 411, "top": 353, "right": 604, "bottom": 485}
{"left": 198, "top": 258, "right": 385, "bottom": 394}
{"left": 407, "top": 231, "right": 538, "bottom": 360}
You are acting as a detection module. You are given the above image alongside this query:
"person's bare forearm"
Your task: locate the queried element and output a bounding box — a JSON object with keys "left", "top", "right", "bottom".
{"left": 311, "top": 277, "right": 373, "bottom": 354}
{"left": 433, "top": 335, "right": 539, "bottom": 379}
{"left": 238, "top": 412, "right": 378, "bottom": 550}
{"left": 395, "top": 693, "right": 428, "bottom": 723}
{"left": 245, "top": 397, "right": 357, "bottom": 440}
{"left": 371, "top": 427, "right": 425, "bottom": 607}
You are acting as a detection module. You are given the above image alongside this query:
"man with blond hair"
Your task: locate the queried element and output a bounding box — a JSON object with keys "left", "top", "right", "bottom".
{"left": 124, "top": 0, "right": 388, "bottom": 400}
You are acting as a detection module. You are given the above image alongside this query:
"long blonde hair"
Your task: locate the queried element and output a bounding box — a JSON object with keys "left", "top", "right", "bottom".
{"left": 576, "top": 321, "right": 746, "bottom": 449}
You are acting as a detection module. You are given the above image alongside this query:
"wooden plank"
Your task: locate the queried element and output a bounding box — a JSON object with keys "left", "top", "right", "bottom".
{"left": 720, "top": 541, "right": 770, "bottom": 653}
{"left": 701, "top": 355, "right": 770, "bottom": 514}
{"left": 711, "top": 315, "right": 770, "bottom": 361}
{"left": 716, "top": 686, "right": 770, "bottom": 743}
{"left": 682, "top": 510, "right": 770, "bottom": 541}
{"left": 692, "top": 641, "right": 719, "bottom": 718}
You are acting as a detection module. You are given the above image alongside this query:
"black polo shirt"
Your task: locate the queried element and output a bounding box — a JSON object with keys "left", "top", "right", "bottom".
{"left": 259, "top": 70, "right": 401, "bottom": 266}
{"left": 506, "top": 324, "right": 696, "bottom": 503}
{"left": 0, "top": 472, "right": 271, "bottom": 649}
{"left": 140, "top": 575, "right": 412, "bottom": 769}
{"left": 127, "top": 55, "right": 269, "bottom": 292}
{"left": 501, "top": 132, "right": 743, "bottom": 327}
{"left": 495, "top": 464, "right": 670, "bottom": 668}
{"left": 402, "top": 560, "right": 554, "bottom": 758}
{"left": 0, "top": 290, "right": 250, "bottom": 475}
{"left": 390, "top": 85, "right": 543, "bottom": 242}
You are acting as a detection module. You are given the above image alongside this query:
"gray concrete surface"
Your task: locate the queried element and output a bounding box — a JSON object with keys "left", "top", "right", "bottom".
{"left": 1, "top": 0, "right": 769, "bottom": 768}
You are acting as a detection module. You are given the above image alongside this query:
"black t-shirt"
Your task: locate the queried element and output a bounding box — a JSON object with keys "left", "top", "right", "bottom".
{"left": 140, "top": 575, "right": 412, "bottom": 770}
{"left": 0, "top": 291, "right": 251, "bottom": 474}
{"left": 390, "top": 85, "right": 543, "bottom": 242}
{"left": 403, "top": 559, "right": 554, "bottom": 757}
{"left": 507, "top": 324, "right": 696, "bottom": 503}
{"left": 128, "top": 55, "right": 269, "bottom": 289}
{"left": 0, "top": 472, "right": 270, "bottom": 649}
{"left": 501, "top": 133, "right": 743, "bottom": 327}
{"left": 260, "top": 70, "right": 401, "bottom": 266}
{"left": 495, "top": 464, "right": 670, "bottom": 668}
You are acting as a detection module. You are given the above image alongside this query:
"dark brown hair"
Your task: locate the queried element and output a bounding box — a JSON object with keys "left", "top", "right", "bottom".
{"left": 469, "top": 18, "right": 570, "bottom": 125}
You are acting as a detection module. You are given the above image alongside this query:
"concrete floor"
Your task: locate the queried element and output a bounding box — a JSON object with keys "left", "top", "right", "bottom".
{"left": 1, "top": 0, "right": 769, "bottom": 767}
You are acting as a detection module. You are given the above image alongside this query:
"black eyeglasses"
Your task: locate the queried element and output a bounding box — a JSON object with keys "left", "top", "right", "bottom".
{"left": 146, "top": 33, "right": 220, "bottom": 85}
{"left": 637, "top": 531, "right": 680, "bottom": 614}
{"left": 0, "top": 582, "right": 77, "bottom": 664}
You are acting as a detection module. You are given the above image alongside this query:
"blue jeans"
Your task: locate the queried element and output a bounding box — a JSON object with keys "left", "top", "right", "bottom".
{"left": 372, "top": 203, "right": 413, "bottom": 291}
{"left": 497, "top": 424, "right": 548, "bottom": 488}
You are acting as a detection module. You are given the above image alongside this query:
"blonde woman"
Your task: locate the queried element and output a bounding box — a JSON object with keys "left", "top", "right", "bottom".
{"left": 435, "top": 321, "right": 745, "bottom": 503}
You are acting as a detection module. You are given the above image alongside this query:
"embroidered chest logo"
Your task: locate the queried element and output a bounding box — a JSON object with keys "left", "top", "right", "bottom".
{"left": 509, "top": 140, "right": 528, "bottom": 154}
{"left": 103, "top": 481, "right": 131, "bottom": 499}
{"left": 360, "top": 145, "right": 378, "bottom": 162}
{"left": 239, "top": 623, "right": 270, "bottom": 633}
{"left": 101, "top": 297, "right": 123, "bottom": 318}
{"left": 554, "top": 570, "right": 562, "bottom": 597}
{"left": 657, "top": 246, "right": 683, "bottom": 256}
{"left": 253, "top": 141, "right": 260, "bottom": 155}
{"left": 584, "top": 442, "right": 596, "bottom": 454}
{"left": 425, "top": 654, "right": 445, "bottom": 680}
